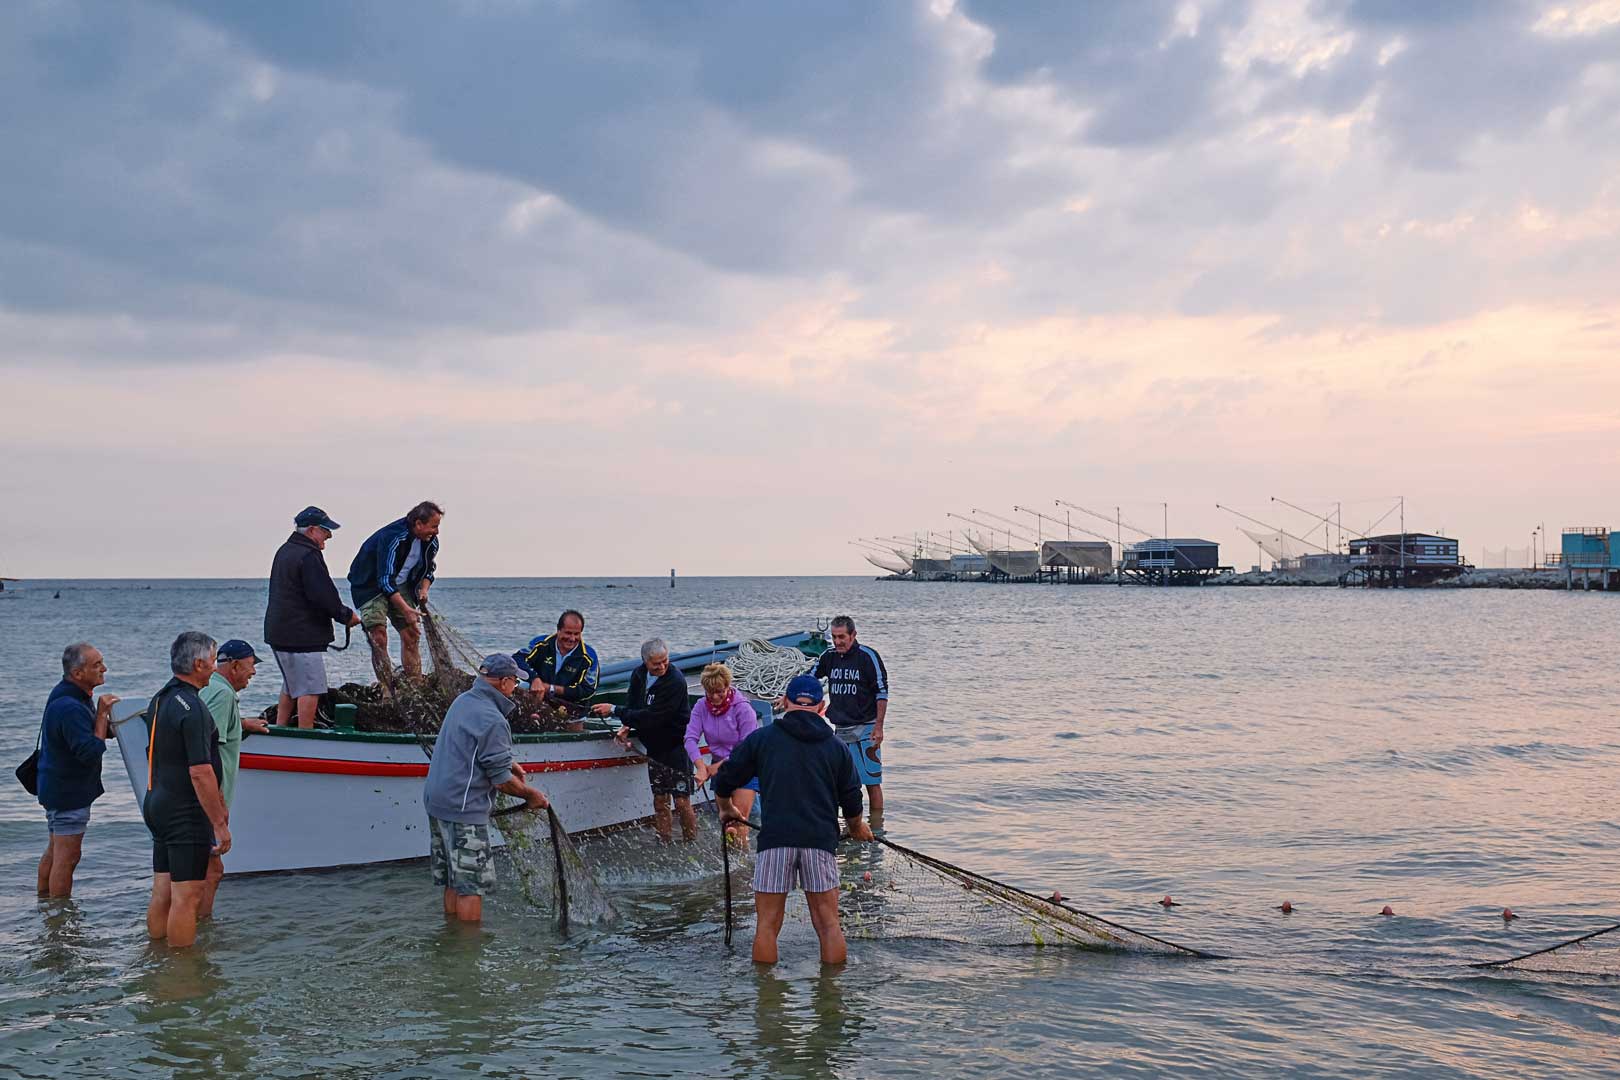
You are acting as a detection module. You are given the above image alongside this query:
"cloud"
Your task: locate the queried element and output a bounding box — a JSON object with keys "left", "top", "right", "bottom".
{"left": 4, "top": 1, "right": 1620, "bottom": 574}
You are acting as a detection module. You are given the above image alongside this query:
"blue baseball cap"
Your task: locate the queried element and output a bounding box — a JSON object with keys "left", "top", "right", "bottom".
{"left": 479, "top": 653, "right": 522, "bottom": 679}
{"left": 294, "top": 505, "right": 341, "bottom": 531}
{"left": 217, "top": 639, "right": 261, "bottom": 663}
{"left": 784, "top": 674, "right": 824, "bottom": 706}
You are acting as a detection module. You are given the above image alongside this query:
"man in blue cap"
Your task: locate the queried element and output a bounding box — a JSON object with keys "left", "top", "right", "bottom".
{"left": 197, "top": 639, "right": 269, "bottom": 919}
{"left": 714, "top": 673, "right": 873, "bottom": 965}
{"left": 264, "top": 507, "right": 360, "bottom": 729}
{"left": 424, "top": 653, "right": 550, "bottom": 923}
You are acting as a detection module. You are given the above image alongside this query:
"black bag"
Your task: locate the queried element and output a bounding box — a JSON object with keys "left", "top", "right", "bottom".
{"left": 15, "top": 721, "right": 43, "bottom": 796}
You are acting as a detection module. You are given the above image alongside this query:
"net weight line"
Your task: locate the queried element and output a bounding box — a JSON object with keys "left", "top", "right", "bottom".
{"left": 1470, "top": 921, "right": 1620, "bottom": 975}
{"left": 720, "top": 816, "right": 1219, "bottom": 958}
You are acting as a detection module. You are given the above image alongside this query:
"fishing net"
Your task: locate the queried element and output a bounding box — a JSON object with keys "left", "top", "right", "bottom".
{"left": 721, "top": 826, "right": 1216, "bottom": 958}
{"left": 726, "top": 638, "right": 814, "bottom": 700}
{"left": 495, "top": 803, "right": 618, "bottom": 929}
{"left": 1472, "top": 922, "right": 1620, "bottom": 977}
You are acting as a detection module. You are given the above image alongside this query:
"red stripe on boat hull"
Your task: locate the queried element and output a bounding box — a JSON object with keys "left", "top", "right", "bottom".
{"left": 240, "top": 753, "right": 645, "bottom": 777}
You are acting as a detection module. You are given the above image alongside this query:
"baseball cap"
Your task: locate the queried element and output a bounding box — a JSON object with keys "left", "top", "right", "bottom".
{"left": 784, "top": 673, "right": 824, "bottom": 706}
{"left": 479, "top": 653, "right": 522, "bottom": 679}
{"left": 294, "top": 506, "right": 341, "bottom": 531}
{"left": 216, "top": 639, "right": 261, "bottom": 663}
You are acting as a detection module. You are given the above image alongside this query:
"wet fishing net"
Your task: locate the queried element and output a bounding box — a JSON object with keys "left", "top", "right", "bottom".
{"left": 1472, "top": 922, "right": 1620, "bottom": 977}
{"left": 721, "top": 825, "right": 1217, "bottom": 958}
{"left": 495, "top": 803, "right": 618, "bottom": 929}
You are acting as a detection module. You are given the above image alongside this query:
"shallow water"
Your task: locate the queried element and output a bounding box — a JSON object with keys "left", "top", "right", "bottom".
{"left": 2, "top": 578, "right": 1617, "bottom": 1078}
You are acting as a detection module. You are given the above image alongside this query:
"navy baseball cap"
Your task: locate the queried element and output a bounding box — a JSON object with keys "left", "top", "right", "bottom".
{"left": 785, "top": 674, "right": 824, "bottom": 706}
{"left": 217, "top": 639, "right": 261, "bottom": 663}
{"left": 479, "top": 654, "right": 522, "bottom": 679}
{"left": 294, "top": 506, "right": 341, "bottom": 531}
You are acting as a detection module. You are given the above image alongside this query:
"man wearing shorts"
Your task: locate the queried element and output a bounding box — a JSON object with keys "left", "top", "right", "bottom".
{"left": 264, "top": 506, "right": 360, "bottom": 728}
{"left": 143, "top": 632, "right": 231, "bottom": 949}
{"left": 197, "top": 639, "right": 269, "bottom": 919}
{"left": 423, "top": 654, "right": 549, "bottom": 922}
{"left": 715, "top": 674, "right": 873, "bottom": 965}
{"left": 36, "top": 643, "right": 120, "bottom": 898}
{"left": 592, "top": 638, "right": 695, "bottom": 843}
{"left": 348, "top": 501, "right": 443, "bottom": 686}
{"left": 814, "top": 615, "right": 890, "bottom": 814}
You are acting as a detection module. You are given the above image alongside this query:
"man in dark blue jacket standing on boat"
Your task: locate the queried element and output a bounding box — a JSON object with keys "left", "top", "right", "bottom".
{"left": 36, "top": 643, "right": 120, "bottom": 898}
{"left": 265, "top": 507, "right": 360, "bottom": 729}
{"left": 423, "top": 654, "right": 549, "bottom": 923}
{"left": 349, "top": 501, "right": 443, "bottom": 687}
{"left": 715, "top": 674, "right": 873, "bottom": 965}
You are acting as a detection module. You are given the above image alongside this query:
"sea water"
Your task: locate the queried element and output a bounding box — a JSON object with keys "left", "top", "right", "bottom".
{"left": 1, "top": 578, "right": 1616, "bottom": 1078}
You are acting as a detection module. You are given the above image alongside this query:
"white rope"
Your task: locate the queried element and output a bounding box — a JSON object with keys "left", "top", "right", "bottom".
{"left": 725, "top": 637, "right": 814, "bottom": 700}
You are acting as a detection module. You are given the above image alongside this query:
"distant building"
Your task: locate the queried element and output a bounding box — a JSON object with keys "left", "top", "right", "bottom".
{"left": 1120, "top": 539, "right": 1223, "bottom": 585}
{"left": 1040, "top": 540, "right": 1113, "bottom": 582}
{"left": 1555, "top": 527, "right": 1618, "bottom": 590}
{"left": 1345, "top": 533, "right": 1466, "bottom": 586}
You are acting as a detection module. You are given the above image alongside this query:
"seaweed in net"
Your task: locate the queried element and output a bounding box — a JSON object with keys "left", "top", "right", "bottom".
{"left": 494, "top": 803, "right": 618, "bottom": 928}
{"left": 1471, "top": 922, "right": 1620, "bottom": 977}
{"left": 721, "top": 821, "right": 1218, "bottom": 958}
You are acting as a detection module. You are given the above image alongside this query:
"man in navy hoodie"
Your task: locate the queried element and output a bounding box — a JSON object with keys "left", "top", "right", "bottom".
{"left": 36, "top": 643, "right": 120, "bottom": 898}
{"left": 714, "top": 674, "right": 873, "bottom": 965}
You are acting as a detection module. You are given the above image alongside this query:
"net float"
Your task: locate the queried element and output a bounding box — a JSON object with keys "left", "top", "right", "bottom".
{"left": 1159, "top": 895, "right": 1179, "bottom": 907}
{"left": 1380, "top": 905, "right": 1395, "bottom": 916}
{"left": 1277, "top": 901, "right": 1293, "bottom": 913}
{"left": 1502, "top": 908, "right": 1518, "bottom": 920}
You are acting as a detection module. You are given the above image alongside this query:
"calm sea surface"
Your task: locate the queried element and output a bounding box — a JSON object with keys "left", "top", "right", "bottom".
{"left": 1, "top": 578, "right": 1616, "bottom": 1078}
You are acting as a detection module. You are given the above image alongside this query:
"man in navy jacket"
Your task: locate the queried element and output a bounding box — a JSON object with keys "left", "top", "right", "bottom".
{"left": 348, "top": 501, "right": 443, "bottom": 685}
{"left": 715, "top": 674, "right": 873, "bottom": 965}
{"left": 36, "top": 643, "right": 120, "bottom": 898}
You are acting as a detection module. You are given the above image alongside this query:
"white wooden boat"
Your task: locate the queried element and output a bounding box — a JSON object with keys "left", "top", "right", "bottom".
{"left": 109, "top": 630, "right": 822, "bottom": 875}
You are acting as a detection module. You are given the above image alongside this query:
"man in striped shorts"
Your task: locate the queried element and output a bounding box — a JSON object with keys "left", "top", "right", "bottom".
{"left": 714, "top": 674, "right": 873, "bottom": 965}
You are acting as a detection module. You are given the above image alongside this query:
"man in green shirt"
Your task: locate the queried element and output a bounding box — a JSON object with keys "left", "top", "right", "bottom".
{"left": 197, "top": 639, "right": 269, "bottom": 917}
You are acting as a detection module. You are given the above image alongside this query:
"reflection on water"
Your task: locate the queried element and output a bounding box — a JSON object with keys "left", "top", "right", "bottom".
{"left": 2, "top": 579, "right": 1618, "bottom": 1077}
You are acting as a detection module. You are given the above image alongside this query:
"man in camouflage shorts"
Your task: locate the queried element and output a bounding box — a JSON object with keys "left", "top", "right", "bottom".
{"left": 422, "top": 654, "right": 548, "bottom": 921}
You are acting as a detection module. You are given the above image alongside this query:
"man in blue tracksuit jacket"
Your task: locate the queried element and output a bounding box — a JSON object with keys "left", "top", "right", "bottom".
{"left": 348, "top": 501, "right": 443, "bottom": 685}
{"left": 715, "top": 674, "right": 873, "bottom": 965}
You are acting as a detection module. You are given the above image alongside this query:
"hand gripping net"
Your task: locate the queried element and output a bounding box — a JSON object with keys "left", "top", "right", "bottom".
{"left": 722, "top": 828, "right": 1217, "bottom": 958}
{"left": 495, "top": 803, "right": 618, "bottom": 929}
{"left": 1472, "top": 922, "right": 1620, "bottom": 977}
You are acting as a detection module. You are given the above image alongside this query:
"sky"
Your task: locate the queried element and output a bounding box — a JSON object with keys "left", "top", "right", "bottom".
{"left": 4, "top": 0, "right": 1618, "bottom": 577}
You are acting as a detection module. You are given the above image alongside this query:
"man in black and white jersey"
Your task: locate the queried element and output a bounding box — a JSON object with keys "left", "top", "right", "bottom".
{"left": 812, "top": 615, "right": 889, "bottom": 814}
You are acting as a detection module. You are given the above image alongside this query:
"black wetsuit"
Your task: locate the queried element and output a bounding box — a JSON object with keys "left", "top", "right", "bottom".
{"left": 142, "top": 678, "right": 222, "bottom": 882}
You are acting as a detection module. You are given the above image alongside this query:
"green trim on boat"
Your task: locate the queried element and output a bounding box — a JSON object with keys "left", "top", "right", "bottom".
{"left": 255, "top": 725, "right": 620, "bottom": 746}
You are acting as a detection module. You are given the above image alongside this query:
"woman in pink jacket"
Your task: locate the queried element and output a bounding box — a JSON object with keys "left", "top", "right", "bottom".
{"left": 685, "top": 663, "right": 760, "bottom": 837}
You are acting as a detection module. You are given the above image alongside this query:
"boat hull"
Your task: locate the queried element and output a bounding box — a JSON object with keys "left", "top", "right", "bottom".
{"left": 112, "top": 704, "right": 652, "bottom": 876}
{"left": 109, "top": 629, "right": 822, "bottom": 876}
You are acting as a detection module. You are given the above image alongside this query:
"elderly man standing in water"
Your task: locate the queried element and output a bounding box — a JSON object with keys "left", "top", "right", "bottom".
{"left": 144, "top": 632, "right": 231, "bottom": 949}
{"left": 36, "top": 643, "right": 120, "bottom": 898}
{"left": 591, "top": 638, "right": 695, "bottom": 843}
{"left": 423, "top": 654, "right": 549, "bottom": 923}
{"left": 196, "top": 639, "right": 270, "bottom": 920}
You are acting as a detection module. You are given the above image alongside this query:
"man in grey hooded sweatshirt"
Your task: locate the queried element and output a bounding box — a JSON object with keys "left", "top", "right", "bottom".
{"left": 423, "top": 654, "right": 548, "bottom": 922}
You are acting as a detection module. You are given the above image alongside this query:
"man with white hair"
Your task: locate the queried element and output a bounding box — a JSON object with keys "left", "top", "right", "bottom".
{"left": 591, "top": 638, "right": 695, "bottom": 843}
{"left": 143, "top": 631, "right": 231, "bottom": 949}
